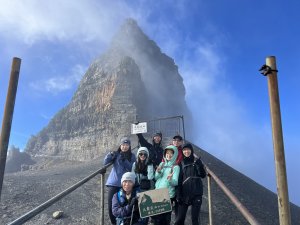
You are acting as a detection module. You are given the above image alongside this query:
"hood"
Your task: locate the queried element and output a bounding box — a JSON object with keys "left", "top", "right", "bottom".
{"left": 137, "top": 146, "right": 149, "bottom": 164}
{"left": 182, "top": 143, "right": 194, "bottom": 154}
{"left": 182, "top": 143, "right": 194, "bottom": 161}
{"left": 163, "top": 145, "right": 178, "bottom": 165}
{"left": 152, "top": 132, "right": 162, "bottom": 146}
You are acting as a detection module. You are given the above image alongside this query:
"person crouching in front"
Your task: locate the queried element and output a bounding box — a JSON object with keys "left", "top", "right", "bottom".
{"left": 112, "top": 172, "right": 146, "bottom": 225}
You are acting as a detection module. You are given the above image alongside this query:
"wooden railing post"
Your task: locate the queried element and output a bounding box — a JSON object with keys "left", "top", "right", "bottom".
{"left": 262, "top": 56, "right": 291, "bottom": 225}
{"left": 0, "top": 57, "right": 21, "bottom": 200}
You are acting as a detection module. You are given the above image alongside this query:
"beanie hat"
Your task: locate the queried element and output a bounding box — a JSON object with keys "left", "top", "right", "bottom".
{"left": 121, "top": 172, "right": 136, "bottom": 185}
{"left": 120, "top": 137, "right": 131, "bottom": 145}
{"left": 137, "top": 147, "right": 149, "bottom": 157}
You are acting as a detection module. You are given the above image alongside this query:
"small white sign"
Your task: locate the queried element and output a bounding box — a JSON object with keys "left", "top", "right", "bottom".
{"left": 131, "top": 122, "right": 147, "bottom": 134}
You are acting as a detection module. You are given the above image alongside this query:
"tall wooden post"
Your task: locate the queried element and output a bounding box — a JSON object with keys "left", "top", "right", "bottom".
{"left": 264, "top": 56, "right": 291, "bottom": 225}
{"left": 0, "top": 57, "right": 21, "bottom": 200}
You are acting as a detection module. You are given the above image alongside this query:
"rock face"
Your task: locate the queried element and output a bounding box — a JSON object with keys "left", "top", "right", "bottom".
{"left": 25, "top": 19, "right": 191, "bottom": 161}
{"left": 5, "top": 146, "right": 35, "bottom": 173}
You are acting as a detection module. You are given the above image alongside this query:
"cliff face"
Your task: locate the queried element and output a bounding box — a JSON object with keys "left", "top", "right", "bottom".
{"left": 25, "top": 19, "right": 191, "bottom": 161}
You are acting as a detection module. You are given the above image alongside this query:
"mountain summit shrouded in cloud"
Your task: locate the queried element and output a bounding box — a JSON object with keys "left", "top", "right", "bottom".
{"left": 24, "top": 19, "right": 191, "bottom": 161}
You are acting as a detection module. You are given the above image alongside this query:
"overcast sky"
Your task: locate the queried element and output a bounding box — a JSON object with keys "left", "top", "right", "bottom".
{"left": 0, "top": 0, "right": 299, "bottom": 206}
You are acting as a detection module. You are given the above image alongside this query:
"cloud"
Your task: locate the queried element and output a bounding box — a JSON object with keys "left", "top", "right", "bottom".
{"left": 177, "top": 40, "right": 277, "bottom": 187}
{"left": 0, "top": 0, "right": 131, "bottom": 45}
{"left": 29, "top": 64, "right": 86, "bottom": 94}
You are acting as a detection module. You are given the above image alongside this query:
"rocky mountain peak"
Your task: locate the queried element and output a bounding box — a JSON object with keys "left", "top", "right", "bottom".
{"left": 24, "top": 19, "right": 191, "bottom": 162}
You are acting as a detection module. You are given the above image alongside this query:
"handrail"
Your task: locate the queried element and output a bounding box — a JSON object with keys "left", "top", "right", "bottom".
{"left": 206, "top": 166, "right": 261, "bottom": 225}
{"left": 7, "top": 162, "right": 113, "bottom": 225}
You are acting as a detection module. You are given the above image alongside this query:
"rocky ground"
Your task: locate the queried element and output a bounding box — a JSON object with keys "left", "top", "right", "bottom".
{"left": 0, "top": 146, "right": 299, "bottom": 225}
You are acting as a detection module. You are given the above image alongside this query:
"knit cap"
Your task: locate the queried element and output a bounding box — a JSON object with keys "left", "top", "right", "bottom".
{"left": 120, "top": 137, "right": 131, "bottom": 145}
{"left": 137, "top": 147, "right": 149, "bottom": 157}
{"left": 121, "top": 172, "right": 136, "bottom": 184}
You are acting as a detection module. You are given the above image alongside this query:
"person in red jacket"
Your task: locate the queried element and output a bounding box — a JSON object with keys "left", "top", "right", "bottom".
{"left": 172, "top": 135, "right": 184, "bottom": 165}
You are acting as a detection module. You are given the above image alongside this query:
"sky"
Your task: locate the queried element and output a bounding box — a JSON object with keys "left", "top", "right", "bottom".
{"left": 0, "top": 0, "right": 299, "bottom": 207}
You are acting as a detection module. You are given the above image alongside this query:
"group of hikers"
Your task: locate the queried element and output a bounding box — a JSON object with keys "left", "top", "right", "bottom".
{"left": 104, "top": 132, "right": 207, "bottom": 225}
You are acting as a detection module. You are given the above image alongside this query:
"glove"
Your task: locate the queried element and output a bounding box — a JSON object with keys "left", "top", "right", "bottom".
{"left": 129, "top": 196, "right": 138, "bottom": 207}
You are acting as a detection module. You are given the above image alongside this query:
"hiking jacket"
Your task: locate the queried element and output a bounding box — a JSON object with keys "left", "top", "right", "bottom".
{"left": 104, "top": 149, "right": 136, "bottom": 187}
{"left": 175, "top": 146, "right": 183, "bottom": 165}
{"left": 177, "top": 158, "right": 206, "bottom": 204}
{"left": 154, "top": 145, "right": 180, "bottom": 198}
{"left": 112, "top": 188, "right": 145, "bottom": 225}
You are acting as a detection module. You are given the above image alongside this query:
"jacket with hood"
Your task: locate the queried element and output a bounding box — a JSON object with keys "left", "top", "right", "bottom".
{"left": 104, "top": 147, "right": 136, "bottom": 187}
{"left": 132, "top": 147, "right": 154, "bottom": 187}
{"left": 177, "top": 143, "right": 206, "bottom": 204}
{"left": 137, "top": 133, "right": 164, "bottom": 169}
{"left": 112, "top": 187, "right": 146, "bottom": 225}
{"left": 154, "top": 145, "right": 180, "bottom": 198}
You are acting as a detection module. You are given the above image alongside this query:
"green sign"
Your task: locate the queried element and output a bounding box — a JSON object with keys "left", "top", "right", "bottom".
{"left": 137, "top": 188, "right": 172, "bottom": 218}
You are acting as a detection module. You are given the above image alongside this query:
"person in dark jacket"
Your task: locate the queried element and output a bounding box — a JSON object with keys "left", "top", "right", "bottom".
{"left": 112, "top": 172, "right": 146, "bottom": 225}
{"left": 136, "top": 132, "right": 163, "bottom": 170}
{"left": 174, "top": 143, "right": 206, "bottom": 225}
{"left": 104, "top": 137, "right": 136, "bottom": 225}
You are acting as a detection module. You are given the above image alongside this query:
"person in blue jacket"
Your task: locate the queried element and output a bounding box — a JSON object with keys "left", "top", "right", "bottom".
{"left": 104, "top": 137, "right": 136, "bottom": 225}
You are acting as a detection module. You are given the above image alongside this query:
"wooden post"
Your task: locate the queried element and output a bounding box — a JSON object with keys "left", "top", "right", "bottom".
{"left": 265, "top": 56, "right": 291, "bottom": 225}
{"left": 0, "top": 57, "right": 21, "bottom": 200}
{"left": 207, "top": 174, "right": 213, "bottom": 225}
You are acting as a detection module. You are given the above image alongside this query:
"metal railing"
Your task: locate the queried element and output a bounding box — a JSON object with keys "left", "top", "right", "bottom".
{"left": 7, "top": 162, "right": 113, "bottom": 225}
{"left": 145, "top": 115, "right": 186, "bottom": 141}
{"left": 206, "top": 166, "right": 261, "bottom": 225}
{"left": 7, "top": 145, "right": 139, "bottom": 225}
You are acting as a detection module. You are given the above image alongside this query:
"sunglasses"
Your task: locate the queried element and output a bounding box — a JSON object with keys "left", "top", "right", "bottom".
{"left": 139, "top": 153, "right": 147, "bottom": 156}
